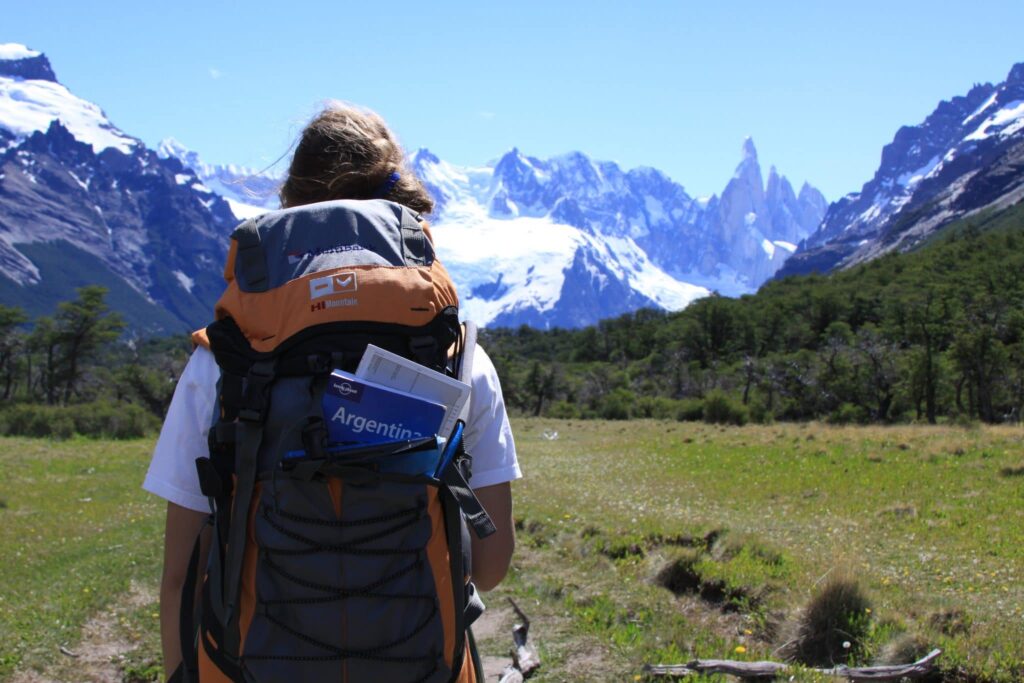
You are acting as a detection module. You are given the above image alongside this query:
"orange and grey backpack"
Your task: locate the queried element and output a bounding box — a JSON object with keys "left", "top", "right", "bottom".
{"left": 175, "top": 199, "right": 495, "bottom": 683}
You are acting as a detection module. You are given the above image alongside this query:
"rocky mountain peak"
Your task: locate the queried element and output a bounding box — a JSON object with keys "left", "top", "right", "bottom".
{"left": 411, "top": 147, "right": 440, "bottom": 167}
{"left": 1007, "top": 62, "right": 1024, "bottom": 86}
{"left": 0, "top": 44, "right": 57, "bottom": 82}
{"left": 741, "top": 136, "right": 758, "bottom": 161}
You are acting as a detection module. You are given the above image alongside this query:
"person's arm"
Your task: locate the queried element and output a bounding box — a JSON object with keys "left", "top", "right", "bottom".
{"left": 469, "top": 481, "right": 515, "bottom": 591}
{"left": 159, "top": 502, "right": 211, "bottom": 680}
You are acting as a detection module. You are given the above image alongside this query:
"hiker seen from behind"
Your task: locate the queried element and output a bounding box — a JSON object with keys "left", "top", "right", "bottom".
{"left": 144, "top": 103, "right": 520, "bottom": 683}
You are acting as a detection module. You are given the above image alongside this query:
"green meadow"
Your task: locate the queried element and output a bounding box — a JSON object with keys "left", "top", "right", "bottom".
{"left": 1, "top": 421, "right": 1022, "bottom": 681}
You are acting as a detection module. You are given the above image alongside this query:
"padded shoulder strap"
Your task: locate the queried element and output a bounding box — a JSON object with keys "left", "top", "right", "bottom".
{"left": 457, "top": 321, "right": 477, "bottom": 423}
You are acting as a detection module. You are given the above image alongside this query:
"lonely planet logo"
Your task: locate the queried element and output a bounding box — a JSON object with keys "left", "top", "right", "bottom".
{"left": 329, "top": 380, "right": 364, "bottom": 403}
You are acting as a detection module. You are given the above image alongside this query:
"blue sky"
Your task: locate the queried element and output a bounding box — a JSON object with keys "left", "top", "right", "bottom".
{"left": 7, "top": 0, "right": 1024, "bottom": 200}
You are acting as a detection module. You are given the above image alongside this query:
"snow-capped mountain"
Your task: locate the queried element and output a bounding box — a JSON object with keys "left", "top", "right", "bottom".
{"left": 415, "top": 139, "right": 825, "bottom": 326}
{"left": 780, "top": 61, "right": 1024, "bottom": 277}
{"left": 0, "top": 42, "right": 825, "bottom": 332}
{"left": 157, "top": 138, "right": 282, "bottom": 219}
{"left": 0, "top": 44, "right": 236, "bottom": 333}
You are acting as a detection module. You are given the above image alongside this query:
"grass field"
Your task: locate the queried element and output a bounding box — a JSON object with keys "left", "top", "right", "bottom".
{"left": 1, "top": 420, "right": 1022, "bottom": 681}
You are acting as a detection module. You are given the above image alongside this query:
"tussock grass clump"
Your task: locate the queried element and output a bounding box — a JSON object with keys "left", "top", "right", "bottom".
{"left": 778, "top": 574, "right": 873, "bottom": 666}
{"left": 874, "top": 632, "right": 932, "bottom": 665}
{"left": 927, "top": 608, "right": 972, "bottom": 636}
{"left": 998, "top": 464, "right": 1024, "bottom": 477}
{"left": 710, "top": 532, "right": 784, "bottom": 567}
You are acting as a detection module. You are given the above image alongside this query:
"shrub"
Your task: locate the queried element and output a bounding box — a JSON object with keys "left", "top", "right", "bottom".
{"left": 748, "top": 399, "right": 774, "bottom": 425}
{"left": 0, "top": 401, "right": 159, "bottom": 439}
{"left": 72, "top": 400, "right": 160, "bottom": 439}
{"left": 676, "top": 398, "right": 704, "bottom": 422}
{"left": 829, "top": 402, "right": 869, "bottom": 425}
{"left": 547, "top": 400, "right": 581, "bottom": 419}
{"left": 598, "top": 388, "right": 636, "bottom": 420}
{"left": 635, "top": 396, "right": 682, "bottom": 420}
{"left": 0, "top": 404, "right": 55, "bottom": 438}
{"left": 702, "top": 391, "right": 748, "bottom": 426}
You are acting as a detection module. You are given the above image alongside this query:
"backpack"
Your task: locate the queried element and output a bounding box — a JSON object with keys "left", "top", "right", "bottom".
{"left": 177, "top": 199, "right": 495, "bottom": 683}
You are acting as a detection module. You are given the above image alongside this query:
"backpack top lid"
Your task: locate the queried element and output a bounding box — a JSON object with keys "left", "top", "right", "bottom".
{"left": 209, "top": 199, "right": 460, "bottom": 353}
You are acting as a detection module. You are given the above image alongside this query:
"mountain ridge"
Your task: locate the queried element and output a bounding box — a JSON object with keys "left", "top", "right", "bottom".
{"left": 1, "top": 42, "right": 825, "bottom": 332}
{"left": 779, "top": 60, "right": 1024, "bottom": 277}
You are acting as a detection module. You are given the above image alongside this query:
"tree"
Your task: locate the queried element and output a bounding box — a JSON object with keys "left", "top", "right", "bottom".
{"left": 524, "top": 360, "right": 562, "bottom": 417}
{"left": 951, "top": 296, "right": 1009, "bottom": 423}
{"left": 28, "top": 317, "right": 59, "bottom": 404}
{"left": 852, "top": 326, "right": 900, "bottom": 422}
{"left": 53, "top": 286, "right": 125, "bottom": 404}
{"left": 904, "top": 291, "right": 954, "bottom": 423}
{"left": 0, "top": 305, "right": 28, "bottom": 400}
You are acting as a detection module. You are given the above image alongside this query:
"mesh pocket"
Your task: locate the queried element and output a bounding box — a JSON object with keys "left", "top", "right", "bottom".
{"left": 242, "top": 474, "right": 450, "bottom": 683}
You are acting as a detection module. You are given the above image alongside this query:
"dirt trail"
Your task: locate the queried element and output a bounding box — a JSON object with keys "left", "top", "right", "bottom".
{"left": 472, "top": 601, "right": 515, "bottom": 680}
{"left": 11, "top": 586, "right": 521, "bottom": 683}
{"left": 10, "top": 583, "right": 156, "bottom": 683}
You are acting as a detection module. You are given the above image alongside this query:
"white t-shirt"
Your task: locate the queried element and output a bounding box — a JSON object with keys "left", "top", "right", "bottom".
{"left": 143, "top": 345, "right": 520, "bottom": 513}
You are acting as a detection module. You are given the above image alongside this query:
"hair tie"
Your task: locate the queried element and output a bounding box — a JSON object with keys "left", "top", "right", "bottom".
{"left": 373, "top": 172, "right": 401, "bottom": 198}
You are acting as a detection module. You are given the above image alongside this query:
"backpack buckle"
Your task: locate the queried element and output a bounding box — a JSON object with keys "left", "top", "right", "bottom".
{"left": 300, "top": 418, "right": 328, "bottom": 459}
{"left": 239, "top": 360, "right": 276, "bottom": 422}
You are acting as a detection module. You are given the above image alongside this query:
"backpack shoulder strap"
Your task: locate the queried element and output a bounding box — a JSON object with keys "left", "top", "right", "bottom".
{"left": 456, "top": 321, "right": 477, "bottom": 423}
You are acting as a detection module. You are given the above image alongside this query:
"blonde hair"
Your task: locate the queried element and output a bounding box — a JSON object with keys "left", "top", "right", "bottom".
{"left": 279, "top": 102, "right": 434, "bottom": 214}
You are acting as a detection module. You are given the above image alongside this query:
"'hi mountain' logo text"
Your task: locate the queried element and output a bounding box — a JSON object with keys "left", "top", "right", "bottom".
{"left": 309, "top": 272, "right": 359, "bottom": 312}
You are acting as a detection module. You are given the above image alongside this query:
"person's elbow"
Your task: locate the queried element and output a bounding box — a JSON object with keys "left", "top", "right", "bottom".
{"left": 469, "top": 482, "right": 515, "bottom": 592}
{"left": 472, "top": 528, "right": 515, "bottom": 592}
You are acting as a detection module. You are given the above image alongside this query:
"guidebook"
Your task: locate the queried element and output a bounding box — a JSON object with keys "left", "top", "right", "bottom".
{"left": 356, "top": 344, "right": 472, "bottom": 439}
{"left": 322, "top": 369, "right": 447, "bottom": 445}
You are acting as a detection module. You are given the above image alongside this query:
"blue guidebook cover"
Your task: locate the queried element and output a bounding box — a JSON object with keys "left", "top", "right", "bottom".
{"left": 322, "top": 369, "right": 447, "bottom": 446}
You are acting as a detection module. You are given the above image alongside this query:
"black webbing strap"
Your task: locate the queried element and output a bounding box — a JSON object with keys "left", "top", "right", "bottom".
{"left": 218, "top": 374, "right": 244, "bottom": 422}
{"left": 232, "top": 223, "right": 269, "bottom": 292}
{"left": 440, "top": 460, "right": 496, "bottom": 540}
{"left": 467, "top": 626, "right": 485, "bottom": 683}
{"left": 238, "top": 361, "right": 276, "bottom": 422}
{"left": 439, "top": 480, "right": 468, "bottom": 677}
{"left": 220, "top": 412, "right": 267, "bottom": 656}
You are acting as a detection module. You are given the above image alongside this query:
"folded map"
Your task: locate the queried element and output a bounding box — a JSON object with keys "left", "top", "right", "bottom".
{"left": 356, "top": 344, "right": 472, "bottom": 439}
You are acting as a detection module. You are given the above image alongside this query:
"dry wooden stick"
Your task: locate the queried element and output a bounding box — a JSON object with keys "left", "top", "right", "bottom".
{"left": 642, "top": 648, "right": 942, "bottom": 681}
{"left": 498, "top": 598, "right": 541, "bottom": 682}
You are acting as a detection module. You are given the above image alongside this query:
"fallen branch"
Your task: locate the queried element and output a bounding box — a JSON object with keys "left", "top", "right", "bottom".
{"left": 497, "top": 598, "right": 541, "bottom": 682}
{"left": 643, "top": 648, "right": 942, "bottom": 681}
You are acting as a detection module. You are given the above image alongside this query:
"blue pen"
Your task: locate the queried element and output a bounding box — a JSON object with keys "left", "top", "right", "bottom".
{"left": 434, "top": 420, "right": 465, "bottom": 478}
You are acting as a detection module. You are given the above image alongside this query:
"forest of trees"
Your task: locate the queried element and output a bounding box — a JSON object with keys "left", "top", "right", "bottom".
{"left": 2, "top": 204, "right": 1021, "bottom": 437}
{"left": 0, "top": 285, "right": 190, "bottom": 438}
{"left": 482, "top": 206, "right": 1024, "bottom": 425}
